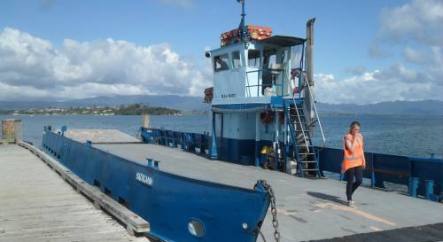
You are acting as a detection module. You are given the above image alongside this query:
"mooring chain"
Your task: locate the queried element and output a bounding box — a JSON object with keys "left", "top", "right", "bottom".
{"left": 259, "top": 180, "right": 280, "bottom": 242}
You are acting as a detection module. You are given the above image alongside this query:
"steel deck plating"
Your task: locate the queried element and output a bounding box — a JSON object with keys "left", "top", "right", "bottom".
{"left": 43, "top": 129, "right": 270, "bottom": 242}
{"left": 95, "top": 142, "right": 443, "bottom": 242}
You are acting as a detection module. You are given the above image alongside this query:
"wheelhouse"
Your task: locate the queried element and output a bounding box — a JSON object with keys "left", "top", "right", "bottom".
{"left": 208, "top": 35, "right": 306, "bottom": 105}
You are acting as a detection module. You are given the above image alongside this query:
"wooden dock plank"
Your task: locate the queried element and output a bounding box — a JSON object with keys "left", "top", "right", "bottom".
{"left": 18, "top": 141, "right": 150, "bottom": 236}
{"left": 0, "top": 144, "right": 150, "bottom": 242}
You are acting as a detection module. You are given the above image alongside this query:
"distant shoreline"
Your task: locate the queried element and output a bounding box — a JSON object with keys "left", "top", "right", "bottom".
{"left": 0, "top": 104, "right": 181, "bottom": 116}
{"left": 1, "top": 97, "right": 441, "bottom": 116}
{"left": 317, "top": 112, "right": 443, "bottom": 117}
{"left": 1, "top": 112, "right": 442, "bottom": 118}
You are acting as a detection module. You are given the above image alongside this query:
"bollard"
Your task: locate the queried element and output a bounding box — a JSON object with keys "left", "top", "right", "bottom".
{"left": 425, "top": 180, "right": 434, "bottom": 200}
{"left": 408, "top": 177, "right": 419, "bottom": 197}
{"left": 370, "top": 153, "right": 376, "bottom": 188}
{"left": 61, "top": 126, "right": 67, "bottom": 136}
{"left": 371, "top": 171, "right": 376, "bottom": 188}
{"left": 14, "top": 119, "right": 22, "bottom": 141}
{"left": 181, "top": 134, "right": 187, "bottom": 151}
{"left": 142, "top": 114, "right": 150, "bottom": 129}
{"left": 2, "top": 119, "right": 22, "bottom": 143}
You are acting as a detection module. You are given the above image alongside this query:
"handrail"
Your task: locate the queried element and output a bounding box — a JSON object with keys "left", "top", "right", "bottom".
{"left": 291, "top": 95, "right": 310, "bottom": 153}
{"left": 245, "top": 69, "right": 252, "bottom": 97}
{"left": 306, "top": 83, "right": 326, "bottom": 146}
{"left": 245, "top": 68, "right": 288, "bottom": 97}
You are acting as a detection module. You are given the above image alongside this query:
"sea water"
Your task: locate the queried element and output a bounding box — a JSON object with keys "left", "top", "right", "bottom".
{"left": 0, "top": 113, "right": 441, "bottom": 158}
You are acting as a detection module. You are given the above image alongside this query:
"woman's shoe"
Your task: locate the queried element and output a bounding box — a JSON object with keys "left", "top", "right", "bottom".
{"left": 347, "top": 200, "right": 355, "bottom": 207}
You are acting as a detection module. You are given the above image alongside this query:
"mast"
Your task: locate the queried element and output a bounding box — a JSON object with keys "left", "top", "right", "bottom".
{"left": 304, "top": 18, "right": 316, "bottom": 134}
{"left": 237, "top": 0, "right": 248, "bottom": 42}
{"left": 306, "top": 18, "right": 315, "bottom": 86}
{"left": 304, "top": 18, "right": 326, "bottom": 145}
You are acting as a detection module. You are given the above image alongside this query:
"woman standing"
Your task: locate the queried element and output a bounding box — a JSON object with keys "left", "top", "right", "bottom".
{"left": 342, "top": 121, "right": 366, "bottom": 206}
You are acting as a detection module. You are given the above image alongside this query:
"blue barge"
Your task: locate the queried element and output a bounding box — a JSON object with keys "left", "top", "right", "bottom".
{"left": 41, "top": 127, "right": 271, "bottom": 242}
{"left": 140, "top": 127, "right": 443, "bottom": 201}
{"left": 42, "top": 126, "right": 443, "bottom": 242}
{"left": 39, "top": 1, "right": 443, "bottom": 241}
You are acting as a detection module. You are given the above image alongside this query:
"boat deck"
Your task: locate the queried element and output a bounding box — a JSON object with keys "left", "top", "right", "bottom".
{"left": 95, "top": 143, "right": 443, "bottom": 242}
{"left": 0, "top": 144, "right": 149, "bottom": 242}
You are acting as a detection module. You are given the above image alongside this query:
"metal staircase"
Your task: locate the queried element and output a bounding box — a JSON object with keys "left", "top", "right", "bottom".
{"left": 286, "top": 96, "right": 321, "bottom": 177}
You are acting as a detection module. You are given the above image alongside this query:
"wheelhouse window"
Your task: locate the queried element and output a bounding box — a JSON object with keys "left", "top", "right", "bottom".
{"left": 232, "top": 51, "right": 241, "bottom": 69}
{"left": 264, "top": 48, "right": 278, "bottom": 68}
{"left": 248, "top": 49, "right": 261, "bottom": 68}
{"left": 213, "top": 54, "right": 230, "bottom": 72}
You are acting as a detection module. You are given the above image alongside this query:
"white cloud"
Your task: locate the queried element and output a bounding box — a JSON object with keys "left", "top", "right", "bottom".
{"left": 379, "top": 0, "right": 443, "bottom": 45}
{"left": 371, "top": 0, "right": 443, "bottom": 64}
{"left": 403, "top": 47, "right": 426, "bottom": 64}
{"left": 0, "top": 27, "right": 210, "bottom": 101}
{"left": 343, "top": 0, "right": 443, "bottom": 104}
{"left": 315, "top": 64, "right": 442, "bottom": 105}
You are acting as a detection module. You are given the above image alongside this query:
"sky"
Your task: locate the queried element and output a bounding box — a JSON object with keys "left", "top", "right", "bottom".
{"left": 0, "top": 0, "right": 442, "bottom": 104}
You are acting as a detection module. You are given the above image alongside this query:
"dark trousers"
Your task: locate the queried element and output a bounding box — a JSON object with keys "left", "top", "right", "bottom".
{"left": 345, "top": 166, "right": 363, "bottom": 201}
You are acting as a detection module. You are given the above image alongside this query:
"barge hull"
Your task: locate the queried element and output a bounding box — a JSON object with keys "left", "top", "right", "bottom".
{"left": 42, "top": 129, "right": 270, "bottom": 242}
{"left": 96, "top": 142, "right": 443, "bottom": 241}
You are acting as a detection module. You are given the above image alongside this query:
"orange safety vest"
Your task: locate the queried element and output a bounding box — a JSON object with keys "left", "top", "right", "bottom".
{"left": 342, "top": 134, "right": 365, "bottom": 173}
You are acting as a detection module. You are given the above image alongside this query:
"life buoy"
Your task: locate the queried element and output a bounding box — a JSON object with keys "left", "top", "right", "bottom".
{"left": 260, "top": 111, "right": 274, "bottom": 124}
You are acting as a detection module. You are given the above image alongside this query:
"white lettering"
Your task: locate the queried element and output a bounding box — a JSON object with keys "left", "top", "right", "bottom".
{"left": 135, "top": 172, "right": 153, "bottom": 186}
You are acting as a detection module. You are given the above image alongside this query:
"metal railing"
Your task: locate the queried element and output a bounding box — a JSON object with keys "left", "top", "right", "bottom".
{"left": 291, "top": 95, "right": 310, "bottom": 153}
{"left": 306, "top": 83, "right": 326, "bottom": 146}
{"left": 140, "top": 127, "right": 443, "bottom": 202}
{"left": 245, "top": 69, "right": 288, "bottom": 97}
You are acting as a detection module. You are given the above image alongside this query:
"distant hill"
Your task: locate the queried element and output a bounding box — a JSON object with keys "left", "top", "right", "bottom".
{"left": 317, "top": 100, "right": 443, "bottom": 115}
{"left": 0, "top": 96, "right": 442, "bottom": 115}
{"left": 0, "top": 95, "right": 209, "bottom": 112}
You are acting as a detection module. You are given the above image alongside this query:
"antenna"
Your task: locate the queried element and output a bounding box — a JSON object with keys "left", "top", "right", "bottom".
{"left": 237, "top": 0, "right": 248, "bottom": 42}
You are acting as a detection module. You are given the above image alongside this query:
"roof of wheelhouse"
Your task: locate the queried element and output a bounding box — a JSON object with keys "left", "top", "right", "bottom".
{"left": 257, "top": 35, "right": 305, "bottom": 47}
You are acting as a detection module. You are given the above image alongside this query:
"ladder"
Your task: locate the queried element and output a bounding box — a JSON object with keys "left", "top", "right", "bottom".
{"left": 286, "top": 96, "right": 321, "bottom": 177}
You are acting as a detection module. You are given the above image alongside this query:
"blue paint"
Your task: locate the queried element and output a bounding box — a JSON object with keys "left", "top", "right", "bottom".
{"left": 409, "top": 177, "right": 419, "bottom": 197}
{"left": 212, "top": 103, "right": 268, "bottom": 110}
{"left": 42, "top": 128, "right": 270, "bottom": 242}
{"left": 141, "top": 127, "right": 443, "bottom": 201}
{"left": 370, "top": 153, "right": 375, "bottom": 188}
{"left": 255, "top": 141, "right": 260, "bottom": 167}
{"left": 284, "top": 98, "right": 303, "bottom": 106}
{"left": 409, "top": 157, "right": 443, "bottom": 197}
{"left": 270, "top": 96, "right": 284, "bottom": 108}
{"left": 147, "top": 158, "right": 153, "bottom": 167}
{"left": 61, "top": 125, "right": 67, "bottom": 136}
{"left": 425, "top": 180, "right": 434, "bottom": 200}
{"left": 210, "top": 113, "right": 218, "bottom": 159}
{"left": 371, "top": 170, "right": 376, "bottom": 188}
